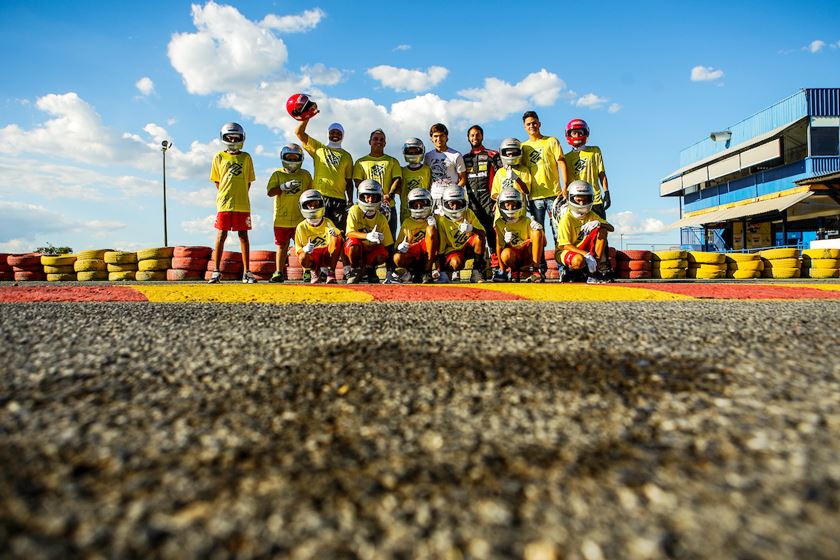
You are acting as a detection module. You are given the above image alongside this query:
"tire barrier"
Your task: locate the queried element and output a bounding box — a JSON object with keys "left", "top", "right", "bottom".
{"left": 43, "top": 265, "right": 76, "bottom": 274}
{"left": 138, "top": 258, "right": 173, "bottom": 272}
{"left": 9, "top": 253, "right": 46, "bottom": 281}
{"left": 46, "top": 273, "right": 77, "bottom": 282}
{"left": 74, "top": 259, "right": 107, "bottom": 272}
{"left": 687, "top": 251, "right": 725, "bottom": 265}
{"left": 135, "top": 271, "right": 167, "bottom": 281}
{"left": 103, "top": 251, "right": 139, "bottom": 281}
{"left": 802, "top": 254, "right": 840, "bottom": 279}
{"left": 758, "top": 248, "right": 800, "bottom": 260}
{"left": 725, "top": 253, "right": 763, "bottom": 279}
{"left": 104, "top": 251, "right": 138, "bottom": 265}
{"left": 615, "top": 250, "right": 652, "bottom": 279}
{"left": 108, "top": 271, "right": 136, "bottom": 281}
{"left": 803, "top": 248, "right": 840, "bottom": 260}
{"left": 75, "top": 249, "right": 112, "bottom": 260}
{"left": 72, "top": 250, "right": 110, "bottom": 281}
{"left": 0, "top": 254, "right": 12, "bottom": 281}
{"left": 173, "top": 246, "right": 213, "bottom": 259}
{"left": 41, "top": 255, "right": 76, "bottom": 266}
{"left": 168, "top": 269, "right": 204, "bottom": 281}
{"left": 760, "top": 249, "right": 801, "bottom": 279}
{"left": 652, "top": 250, "right": 687, "bottom": 261}
{"left": 168, "top": 246, "right": 212, "bottom": 281}
{"left": 76, "top": 271, "right": 108, "bottom": 282}
{"left": 137, "top": 247, "right": 175, "bottom": 260}
{"left": 171, "top": 257, "right": 211, "bottom": 271}
{"left": 651, "top": 250, "right": 688, "bottom": 279}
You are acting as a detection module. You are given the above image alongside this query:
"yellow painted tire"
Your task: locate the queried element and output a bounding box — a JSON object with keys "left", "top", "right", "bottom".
{"left": 138, "top": 258, "right": 172, "bottom": 271}
{"left": 803, "top": 257, "right": 840, "bottom": 269}
{"left": 725, "top": 253, "right": 760, "bottom": 263}
{"left": 107, "top": 263, "right": 139, "bottom": 272}
{"left": 137, "top": 247, "right": 174, "bottom": 260}
{"left": 762, "top": 258, "right": 800, "bottom": 269}
{"left": 108, "top": 271, "right": 136, "bottom": 281}
{"left": 652, "top": 259, "right": 687, "bottom": 270}
{"left": 804, "top": 267, "right": 839, "bottom": 279}
{"left": 802, "top": 248, "right": 840, "bottom": 259}
{"left": 728, "top": 270, "right": 761, "bottom": 279}
{"left": 104, "top": 251, "right": 138, "bottom": 264}
{"left": 763, "top": 267, "right": 801, "bottom": 279}
{"left": 135, "top": 270, "right": 167, "bottom": 281}
{"left": 688, "top": 268, "right": 726, "bottom": 279}
{"left": 41, "top": 255, "right": 76, "bottom": 266}
{"left": 688, "top": 251, "right": 725, "bottom": 264}
{"left": 653, "top": 250, "right": 687, "bottom": 261}
{"left": 43, "top": 265, "right": 75, "bottom": 274}
{"left": 75, "top": 249, "right": 112, "bottom": 260}
{"left": 758, "top": 248, "right": 800, "bottom": 259}
{"left": 74, "top": 259, "right": 106, "bottom": 272}
{"left": 653, "top": 268, "right": 686, "bottom": 279}
{"left": 727, "top": 260, "right": 764, "bottom": 272}
{"left": 76, "top": 271, "right": 108, "bottom": 281}
{"left": 46, "top": 273, "right": 76, "bottom": 282}
{"left": 689, "top": 263, "right": 727, "bottom": 273}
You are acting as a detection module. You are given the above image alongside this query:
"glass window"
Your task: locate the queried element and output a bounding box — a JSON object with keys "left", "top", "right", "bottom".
{"left": 811, "top": 127, "right": 839, "bottom": 156}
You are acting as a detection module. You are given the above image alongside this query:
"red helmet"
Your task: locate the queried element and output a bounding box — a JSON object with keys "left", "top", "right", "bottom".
{"left": 286, "top": 93, "right": 318, "bottom": 121}
{"left": 565, "top": 118, "right": 589, "bottom": 147}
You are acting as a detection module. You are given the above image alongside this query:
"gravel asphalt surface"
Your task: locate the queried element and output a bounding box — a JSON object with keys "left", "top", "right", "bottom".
{"left": 1, "top": 301, "right": 839, "bottom": 559}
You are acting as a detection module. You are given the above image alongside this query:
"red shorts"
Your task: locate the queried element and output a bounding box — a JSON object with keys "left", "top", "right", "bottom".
{"left": 215, "top": 211, "right": 251, "bottom": 231}
{"left": 344, "top": 238, "right": 388, "bottom": 267}
{"left": 444, "top": 234, "right": 480, "bottom": 267}
{"left": 273, "top": 226, "right": 295, "bottom": 245}
{"left": 505, "top": 241, "right": 533, "bottom": 262}
{"left": 404, "top": 240, "right": 428, "bottom": 261}
{"left": 300, "top": 247, "right": 331, "bottom": 269}
{"left": 561, "top": 227, "right": 600, "bottom": 266}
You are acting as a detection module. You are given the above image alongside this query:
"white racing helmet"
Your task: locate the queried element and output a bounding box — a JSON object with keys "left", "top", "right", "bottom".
{"left": 403, "top": 137, "right": 425, "bottom": 165}
{"left": 357, "top": 179, "right": 384, "bottom": 216}
{"left": 280, "top": 143, "right": 304, "bottom": 172}
{"left": 220, "top": 122, "right": 245, "bottom": 151}
{"left": 407, "top": 188, "right": 433, "bottom": 219}
{"left": 567, "top": 180, "right": 595, "bottom": 219}
{"left": 298, "top": 189, "right": 325, "bottom": 224}
{"left": 499, "top": 137, "right": 522, "bottom": 167}
{"left": 498, "top": 187, "right": 525, "bottom": 221}
{"left": 442, "top": 185, "right": 468, "bottom": 221}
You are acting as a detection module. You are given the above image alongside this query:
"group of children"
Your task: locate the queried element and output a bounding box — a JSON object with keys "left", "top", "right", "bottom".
{"left": 208, "top": 111, "right": 614, "bottom": 285}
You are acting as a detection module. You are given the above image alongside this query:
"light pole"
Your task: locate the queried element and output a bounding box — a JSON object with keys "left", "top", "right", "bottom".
{"left": 161, "top": 140, "right": 172, "bottom": 246}
{"left": 620, "top": 233, "right": 625, "bottom": 250}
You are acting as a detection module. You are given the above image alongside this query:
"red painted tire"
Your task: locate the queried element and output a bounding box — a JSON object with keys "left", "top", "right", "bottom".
{"left": 14, "top": 270, "right": 46, "bottom": 281}
{"left": 628, "top": 270, "right": 652, "bottom": 279}
{"left": 250, "top": 250, "right": 277, "bottom": 261}
{"left": 544, "top": 249, "right": 555, "bottom": 261}
{"left": 617, "top": 260, "right": 652, "bottom": 272}
{"left": 286, "top": 268, "right": 304, "bottom": 280}
{"left": 8, "top": 253, "right": 42, "bottom": 268}
{"left": 545, "top": 269, "right": 560, "bottom": 279}
{"left": 0, "top": 271, "right": 14, "bottom": 281}
{"left": 609, "top": 258, "right": 617, "bottom": 270}
{"left": 170, "top": 257, "right": 210, "bottom": 271}
{"left": 616, "top": 250, "right": 652, "bottom": 262}
{"left": 211, "top": 251, "right": 242, "bottom": 261}
{"left": 0, "top": 253, "right": 11, "bottom": 269}
{"left": 608, "top": 247, "right": 616, "bottom": 257}
{"left": 167, "top": 269, "right": 203, "bottom": 281}
{"left": 546, "top": 259, "right": 558, "bottom": 270}
{"left": 250, "top": 261, "right": 277, "bottom": 274}
{"left": 174, "top": 246, "right": 212, "bottom": 259}
{"left": 207, "top": 260, "right": 244, "bottom": 273}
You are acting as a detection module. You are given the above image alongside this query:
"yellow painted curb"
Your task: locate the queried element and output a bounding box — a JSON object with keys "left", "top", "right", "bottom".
{"left": 131, "top": 284, "right": 375, "bottom": 304}
{"left": 459, "top": 283, "right": 693, "bottom": 301}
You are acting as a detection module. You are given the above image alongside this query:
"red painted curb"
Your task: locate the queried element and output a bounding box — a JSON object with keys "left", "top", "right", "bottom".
{"left": 621, "top": 283, "right": 840, "bottom": 300}
{"left": 0, "top": 286, "right": 149, "bottom": 302}
{"left": 344, "top": 285, "right": 524, "bottom": 301}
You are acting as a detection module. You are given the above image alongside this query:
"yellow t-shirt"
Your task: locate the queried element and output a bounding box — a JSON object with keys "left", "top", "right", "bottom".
{"left": 438, "top": 208, "right": 485, "bottom": 254}
{"left": 210, "top": 151, "right": 256, "bottom": 212}
{"left": 564, "top": 146, "right": 606, "bottom": 204}
{"left": 557, "top": 210, "right": 609, "bottom": 247}
{"left": 302, "top": 137, "right": 353, "bottom": 200}
{"left": 346, "top": 205, "right": 394, "bottom": 247}
{"left": 399, "top": 164, "right": 432, "bottom": 220}
{"left": 353, "top": 155, "right": 403, "bottom": 207}
{"left": 396, "top": 216, "right": 433, "bottom": 246}
{"left": 266, "top": 169, "right": 311, "bottom": 227}
{"left": 294, "top": 217, "right": 339, "bottom": 255}
{"left": 494, "top": 216, "right": 534, "bottom": 249}
{"left": 490, "top": 165, "right": 535, "bottom": 200}
{"left": 522, "top": 136, "right": 564, "bottom": 200}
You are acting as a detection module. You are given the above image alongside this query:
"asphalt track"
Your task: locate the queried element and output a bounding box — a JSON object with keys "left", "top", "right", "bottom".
{"left": 1, "top": 285, "right": 840, "bottom": 559}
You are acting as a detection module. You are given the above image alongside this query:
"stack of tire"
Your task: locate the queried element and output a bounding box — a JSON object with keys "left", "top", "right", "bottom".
{"left": 74, "top": 250, "right": 111, "bottom": 281}
{"left": 9, "top": 253, "right": 46, "bottom": 282}
{"left": 725, "top": 253, "right": 763, "bottom": 279}
{"left": 169, "top": 246, "right": 212, "bottom": 281}
{"left": 544, "top": 249, "right": 559, "bottom": 280}
{"left": 249, "top": 250, "right": 277, "bottom": 282}
{"left": 615, "top": 250, "right": 652, "bottom": 279}
{"left": 0, "top": 254, "right": 13, "bottom": 281}
{"left": 651, "top": 250, "right": 688, "bottom": 279}
{"left": 206, "top": 251, "right": 243, "bottom": 282}
{"left": 802, "top": 248, "right": 840, "bottom": 279}
{"left": 759, "top": 248, "right": 801, "bottom": 279}
{"left": 687, "top": 251, "right": 726, "bottom": 279}
{"left": 136, "top": 247, "right": 173, "bottom": 281}
{"left": 42, "top": 254, "right": 77, "bottom": 281}
{"left": 104, "top": 251, "right": 138, "bottom": 281}
{"left": 284, "top": 249, "right": 304, "bottom": 281}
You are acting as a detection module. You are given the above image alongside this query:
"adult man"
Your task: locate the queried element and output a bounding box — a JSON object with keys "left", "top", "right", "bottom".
{"left": 521, "top": 111, "right": 568, "bottom": 239}
{"left": 564, "top": 118, "right": 610, "bottom": 219}
{"left": 353, "top": 129, "right": 402, "bottom": 283}
{"left": 424, "top": 123, "right": 466, "bottom": 213}
{"left": 462, "top": 124, "right": 502, "bottom": 279}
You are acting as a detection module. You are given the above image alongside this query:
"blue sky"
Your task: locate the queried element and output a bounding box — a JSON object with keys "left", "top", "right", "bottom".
{"left": 1, "top": 0, "right": 838, "bottom": 253}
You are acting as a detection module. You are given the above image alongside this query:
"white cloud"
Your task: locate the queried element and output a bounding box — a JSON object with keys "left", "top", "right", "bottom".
{"left": 261, "top": 8, "right": 325, "bottom": 33}
{"left": 136, "top": 77, "right": 155, "bottom": 96}
{"left": 181, "top": 214, "right": 217, "bottom": 235}
{"left": 575, "top": 93, "right": 609, "bottom": 109}
{"left": 168, "top": 1, "right": 289, "bottom": 95}
{"left": 170, "top": 188, "right": 216, "bottom": 208}
{"left": 0, "top": 201, "right": 126, "bottom": 245}
{"left": 809, "top": 40, "right": 826, "bottom": 53}
{"left": 301, "top": 63, "right": 344, "bottom": 86}
{"left": 610, "top": 210, "right": 669, "bottom": 236}
{"left": 181, "top": 213, "right": 266, "bottom": 247}
{"left": 393, "top": 44, "right": 411, "bottom": 52}
{"left": 367, "top": 65, "right": 449, "bottom": 92}
{"left": 608, "top": 103, "right": 621, "bottom": 113}
{"left": 691, "top": 65, "right": 724, "bottom": 82}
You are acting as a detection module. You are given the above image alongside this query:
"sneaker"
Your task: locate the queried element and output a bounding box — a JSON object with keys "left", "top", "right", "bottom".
{"left": 451, "top": 271, "right": 460, "bottom": 282}
{"left": 325, "top": 271, "right": 337, "bottom": 284}
{"left": 310, "top": 269, "right": 323, "bottom": 284}
{"left": 470, "top": 269, "right": 485, "bottom": 283}
{"left": 366, "top": 268, "right": 380, "bottom": 284}
{"left": 346, "top": 271, "right": 361, "bottom": 284}
{"left": 269, "top": 271, "right": 285, "bottom": 283}
{"left": 431, "top": 269, "right": 441, "bottom": 281}
{"left": 511, "top": 270, "right": 520, "bottom": 283}
{"left": 302, "top": 270, "right": 312, "bottom": 283}
{"left": 207, "top": 271, "right": 222, "bottom": 284}
{"left": 493, "top": 268, "right": 508, "bottom": 282}
{"left": 437, "top": 271, "right": 451, "bottom": 283}
{"left": 399, "top": 270, "right": 413, "bottom": 283}
{"left": 557, "top": 266, "right": 567, "bottom": 283}
{"left": 421, "top": 272, "right": 433, "bottom": 284}
{"left": 526, "top": 268, "right": 543, "bottom": 283}
{"left": 383, "top": 270, "right": 399, "bottom": 284}
{"left": 587, "top": 272, "right": 610, "bottom": 284}
{"left": 242, "top": 271, "right": 257, "bottom": 284}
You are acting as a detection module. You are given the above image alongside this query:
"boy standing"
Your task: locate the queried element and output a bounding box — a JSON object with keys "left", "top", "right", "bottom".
{"left": 209, "top": 122, "right": 257, "bottom": 284}
{"left": 266, "top": 144, "right": 311, "bottom": 282}
{"left": 564, "top": 118, "right": 610, "bottom": 219}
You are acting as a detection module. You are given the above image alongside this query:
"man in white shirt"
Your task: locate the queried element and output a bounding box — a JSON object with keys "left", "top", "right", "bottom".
{"left": 424, "top": 122, "right": 466, "bottom": 214}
